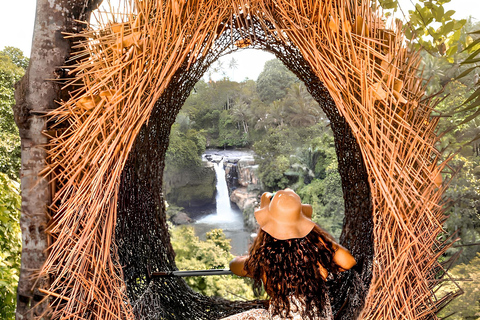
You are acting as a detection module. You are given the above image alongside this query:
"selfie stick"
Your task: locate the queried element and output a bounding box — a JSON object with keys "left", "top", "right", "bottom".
{"left": 150, "top": 269, "right": 233, "bottom": 277}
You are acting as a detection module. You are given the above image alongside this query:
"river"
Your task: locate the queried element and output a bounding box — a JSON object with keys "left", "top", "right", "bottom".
{"left": 190, "top": 149, "right": 254, "bottom": 256}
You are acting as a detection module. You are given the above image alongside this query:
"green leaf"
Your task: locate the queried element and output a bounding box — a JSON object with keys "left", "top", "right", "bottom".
{"left": 443, "top": 21, "right": 455, "bottom": 35}
{"left": 445, "top": 44, "right": 457, "bottom": 57}
{"left": 378, "top": 0, "right": 399, "bottom": 10}
{"left": 455, "top": 67, "right": 477, "bottom": 80}
{"left": 461, "top": 87, "right": 480, "bottom": 107}
{"left": 443, "top": 10, "right": 455, "bottom": 19}
{"left": 432, "top": 5, "right": 444, "bottom": 21}
{"left": 463, "top": 49, "right": 480, "bottom": 63}
{"left": 457, "top": 105, "right": 480, "bottom": 126}
{"left": 451, "top": 29, "right": 462, "bottom": 42}
{"left": 460, "top": 57, "right": 480, "bottom": 65}
{"left": 463, "top": 38, "right": 480, "bottom": 53}
{"left": 454, "top": 19, "right": 467, "bottom": 30}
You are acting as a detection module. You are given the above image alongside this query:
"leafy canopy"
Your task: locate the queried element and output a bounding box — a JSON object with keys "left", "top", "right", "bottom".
{"left": 170, "top": 225, "right": 256, "bottom": 300}
{"left": 0, "top": 173, "right": 21, "bottom": 320}
{"left": 0, "top": 47, "right": 28, "bottom": 180}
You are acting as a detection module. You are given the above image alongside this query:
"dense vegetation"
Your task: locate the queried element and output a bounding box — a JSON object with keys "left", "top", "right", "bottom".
{"left": 0, "top": 47, "right": 24, "bottom": 180}
{"left": 170, "top": 225, "right": 257, "bottom": 299}
{"left": 177, "top": 59, "right": 346, "bottom": 238}
{"left": 0, "top": 47, "right": 26, "bottom": 319}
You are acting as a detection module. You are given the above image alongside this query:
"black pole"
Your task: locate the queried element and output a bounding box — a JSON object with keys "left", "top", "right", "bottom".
{"left": 150, "top": 269, "right": 233, "bottom": 277}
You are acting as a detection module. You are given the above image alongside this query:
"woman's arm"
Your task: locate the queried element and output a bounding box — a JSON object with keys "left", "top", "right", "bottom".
{"left": 314, "top": 223, "right": 356, "bottom": 272}
{"left": 332, "top": 244, "right": 356, "bottom": 271}
{"left": 229, "top": 255, "right": 252, "bottom": 277}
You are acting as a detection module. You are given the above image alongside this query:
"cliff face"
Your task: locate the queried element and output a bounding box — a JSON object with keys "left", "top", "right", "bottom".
{"left": 163, "top": 161, "right": 216, "bottom": 208}
{"left": 224, "top": 156, "right": 262, "bottom": 231}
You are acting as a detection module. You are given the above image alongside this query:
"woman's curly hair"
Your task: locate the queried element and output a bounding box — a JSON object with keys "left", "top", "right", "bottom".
{"left": 244, "top": 225, "right": 340, "bottom": 319}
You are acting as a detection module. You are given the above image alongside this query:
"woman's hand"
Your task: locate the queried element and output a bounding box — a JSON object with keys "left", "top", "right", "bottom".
{"left": 229, "top": 255, "right": 251, "bottom": 277}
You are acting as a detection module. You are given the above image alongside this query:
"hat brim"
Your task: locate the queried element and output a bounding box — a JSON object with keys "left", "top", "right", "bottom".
{"left": 254, "top": 192, "right": 315, "bottom": 240}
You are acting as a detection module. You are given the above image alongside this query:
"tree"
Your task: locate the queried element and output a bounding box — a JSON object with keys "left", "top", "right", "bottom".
{"left": 12, "top": 1, "right": 102, "bottom": 318}
{"left": 0, "top": 173, "right": 21, "bottom": 320}
{"left": 0, "top": 48, "right": 26, "bottom": 180}
{"left": 170, "top": 226, "right": 255, "bottom": 300}
{"left": 435, "top": 81, "right": 479, "bottom": 154}
{"left": 165, "top": 115, "right": 206, "bottom": 169}
{"left": 436, "top": 253, "right": 480, "bottom": 319}
{"left": 377, "top": 0, "right": 466, "bottom": 56}
{"left": 1, "top": 47, "right": 29, "bottom": 70}
{"left": 282, "top": 83, "right": 324, "bottom": 127}
{"left": 254, "top": 100, "right": 285, "bottom": 130}
{"left": 256, "top": 59, "right": 298, "bottom": 104}
{"left": 230, "top": 100, "right": 252, "bottom": 136}
{"left": 291, "top": 133, "right": 337, "bottom": 183}
{"left": 442, "top": 156, "right": 480, "bottom": 265}
{"left": 228, "top": 57, "right": 238, "bottom": 79}
{"left": 294, "top": 134, "right": 345, "bottom": 239}
{"left": 452, "top": 21, "right": 480, "bottom": 133}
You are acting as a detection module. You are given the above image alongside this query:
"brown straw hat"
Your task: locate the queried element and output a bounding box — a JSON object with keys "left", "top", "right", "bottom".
{"left": 254, "top": 188, "right": 315, "bottom": 240}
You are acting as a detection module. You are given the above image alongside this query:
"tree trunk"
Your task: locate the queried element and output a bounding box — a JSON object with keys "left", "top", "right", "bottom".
{"left": 13, "top": 1, "right": 101, "bottom": 319}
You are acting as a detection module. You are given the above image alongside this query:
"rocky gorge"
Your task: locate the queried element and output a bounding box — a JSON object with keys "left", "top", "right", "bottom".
{"left": 163, "top": 150, "right": 263, "bottom": 234}
{"left": 224, "top": 155, "right": 262, "bottom": 231}
{"left": 163, "top": 161, "right": 216, "bottom": 209}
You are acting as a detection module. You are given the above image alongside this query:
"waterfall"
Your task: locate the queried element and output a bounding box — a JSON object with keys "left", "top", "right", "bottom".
{"left": 194, "top": 158, "right": 249, "bottom": 255}
{"left": 197, "top": 162, "right": 242, "bottom": 223}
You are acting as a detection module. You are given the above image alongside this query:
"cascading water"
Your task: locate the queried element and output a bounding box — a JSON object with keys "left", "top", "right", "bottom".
{"left": 197, "top": 162, "right": 242, "bottom": 223}
{"left": 194, "top": 155, "right": 250, "bottom": 255}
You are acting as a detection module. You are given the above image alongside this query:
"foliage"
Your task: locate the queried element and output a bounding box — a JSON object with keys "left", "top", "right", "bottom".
{"left": 0, "top": 47, "right": 26, "bottom": 180}
{"left": 170, "top": 226, "right": 255, "bottom": 300}
{"left": 0, "top": 49, "right": 25, "bottom": 318}
{"left": 415, "top": 19, "right": 480, "bottom": 96}
{"left": 453, "top": 24, "right": 480, "bottom": 133}
{"left": 442, "top": 156, "right": 480, "bottom": 265}
{"left": 376, "top": 0, "right": 466, "bottom": 56}
{"left": 435, "top": 81, "right": 479, "bottom": 153}
{"left": 433, "top": 78, "right": 480, "bottom": 269}
{"left": 297, "top": 160, "right": 344, "bottom": 239}
{"left": 182, "top": 79, "right": 262, "bottom": 147}
{"left": 165, "top": 114, "right": 206, "bottom": 169}
{"left": 1, "top": 47, "right": 29, "bottom": 70}
{"left": 256, "top": 59, "right": 298, "bottom": 105}
{"left": 281, "top": 83, "right": 322, "bottom": 127}
{"left": 179, "top": 58, "right": 346, "bottom": 236}
{"left": 0, "top": 172, "right": 22, "bottom": 320}
{"left": 218, "top": 110, "right": 246, "bottom": 147}
{"left": 436, "top": 253, "right": 480, "bottom": 319}
{"left": 290, "top": 134, "right": 337, "bottom": 182}
{"left": 253, "top": 126, "right": 294, "bottom": 190}
{"left": 252, "top": 119, "right": 344, "bottom": 237}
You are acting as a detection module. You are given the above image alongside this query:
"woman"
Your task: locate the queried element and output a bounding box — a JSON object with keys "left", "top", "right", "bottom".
{"left": 223, "top": 188, "right": 356, "bottom": 320}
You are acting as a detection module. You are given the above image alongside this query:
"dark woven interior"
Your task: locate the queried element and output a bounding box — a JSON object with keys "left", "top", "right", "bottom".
{"left": 116, "top": 14, "right": 373, "bottom": 320}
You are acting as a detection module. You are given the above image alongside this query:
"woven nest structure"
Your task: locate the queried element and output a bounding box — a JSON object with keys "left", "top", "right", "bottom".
{"left": 39, "top": 0, "right": 460, "bottom": 319}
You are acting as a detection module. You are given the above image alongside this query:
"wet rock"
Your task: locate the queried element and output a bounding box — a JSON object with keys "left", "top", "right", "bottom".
{"left": 170, "top": 211, "right": 194, "bottom": 225}
{"left": 223, "top": 157, "right": 240, "bottom": 164}
{"left": 163, "top": 161, "right": 216, "bottom": 208}
{"left": 230, "top": 187, "right": 261, "bottom": 231}
{"left": 237, "top": 156, "right": 259, "bottom": 187}
{"left": 225, "top": 155, "right": 263, "bottom": 232}
{"left": 204, "top": 153, "right": 223, "bottom": 163}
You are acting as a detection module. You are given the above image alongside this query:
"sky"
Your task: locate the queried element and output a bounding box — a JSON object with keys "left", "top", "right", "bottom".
{"left": 0, "top": 0, "right": 479, "bottom": 82}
